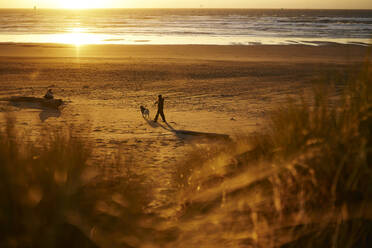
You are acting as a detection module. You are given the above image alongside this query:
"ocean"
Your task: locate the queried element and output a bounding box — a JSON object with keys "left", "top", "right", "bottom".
{"left": 0, "top": 8, "right": 371, "bottom": 45}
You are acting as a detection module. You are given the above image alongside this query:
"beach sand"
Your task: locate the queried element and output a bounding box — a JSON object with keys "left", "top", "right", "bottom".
{"left": 0, "top": 43, "right": 370, "bottom": 207}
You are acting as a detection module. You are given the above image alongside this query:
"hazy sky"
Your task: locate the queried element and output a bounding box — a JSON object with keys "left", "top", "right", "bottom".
{"left": 1, "top": 0, "right": 372, "bottom": 9}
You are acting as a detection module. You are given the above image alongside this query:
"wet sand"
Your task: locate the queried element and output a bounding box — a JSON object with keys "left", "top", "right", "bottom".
{"left": 0, "top": 43, "right": 369, "bottom": 61}
{"left": 0, "top": 43, "right": 370, "bottom": 206}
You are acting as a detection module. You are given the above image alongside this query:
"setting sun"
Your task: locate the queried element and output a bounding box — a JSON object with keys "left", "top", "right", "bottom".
{"left": 59, "top": 0, "right": 105, "bottom": 9}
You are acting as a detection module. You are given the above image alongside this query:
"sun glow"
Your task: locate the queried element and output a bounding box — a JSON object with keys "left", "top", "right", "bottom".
{"left": 49, "top": 27, "right": 105, "bottom": 46}
{"left": 59, "top": 0, "right": 105, "bottom": 9}
{"left": 66, "top": 29, "right": 96, "bottom": 45}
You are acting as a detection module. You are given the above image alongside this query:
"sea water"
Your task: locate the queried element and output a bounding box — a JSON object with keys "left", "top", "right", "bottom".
{"left": 0, "top": 8, "right": 371, "bottom": 45}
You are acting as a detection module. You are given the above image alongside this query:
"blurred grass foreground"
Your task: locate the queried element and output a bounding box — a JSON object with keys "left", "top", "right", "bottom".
{"left": 1, "top": 64, "right": 371, "bottom": 247}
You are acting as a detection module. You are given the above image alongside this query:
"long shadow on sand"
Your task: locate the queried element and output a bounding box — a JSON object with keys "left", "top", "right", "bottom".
{"left": 8, "top": 100, "right": 61, "bottom": 122}
{"left": 143, "top": 116, "right": 230, "bottom": 141}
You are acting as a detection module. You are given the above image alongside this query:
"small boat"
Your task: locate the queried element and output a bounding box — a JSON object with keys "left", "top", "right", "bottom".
{"left": 8, "top": 96, "right": 64, "bottom": 109}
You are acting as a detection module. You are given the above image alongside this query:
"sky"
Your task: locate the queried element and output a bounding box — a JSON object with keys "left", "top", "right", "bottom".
{"left": 0, "top": 0, "right": 372, "bottom": 9}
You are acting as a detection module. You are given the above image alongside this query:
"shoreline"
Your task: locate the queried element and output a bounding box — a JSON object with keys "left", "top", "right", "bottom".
{"left": 0, "top": 43, "right": 370, "bottom": 62}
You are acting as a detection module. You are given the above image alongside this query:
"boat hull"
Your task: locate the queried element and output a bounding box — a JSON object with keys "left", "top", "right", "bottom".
{"left": 8, "top": 96, "right": 64, "bottom": 109}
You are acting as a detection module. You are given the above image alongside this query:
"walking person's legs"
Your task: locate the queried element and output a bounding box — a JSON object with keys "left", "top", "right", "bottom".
{"left": 160, "top": 110, "right": 166, "bottom": 122}
{"left": 154, "top": 110, "right": 160, "bottom": 122}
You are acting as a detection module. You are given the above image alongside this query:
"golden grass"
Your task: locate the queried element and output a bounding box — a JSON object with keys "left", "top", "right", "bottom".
{"left": 0, "top": 117, "right": 157, "bottom": 247}
{"left": 170, "top": 64, "right": 371, "bottom": 247}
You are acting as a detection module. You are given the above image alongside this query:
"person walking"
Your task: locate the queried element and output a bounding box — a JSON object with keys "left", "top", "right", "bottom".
{"left": 154, "top": 94, "right": 166, "bottom": 122}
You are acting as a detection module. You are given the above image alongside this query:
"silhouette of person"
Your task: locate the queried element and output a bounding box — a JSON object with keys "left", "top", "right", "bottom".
{"left": 154, "top": 94, "right": 166, "bottom": 122}
{"left": 44, "top": 89, "right": 53, "bottom": 99}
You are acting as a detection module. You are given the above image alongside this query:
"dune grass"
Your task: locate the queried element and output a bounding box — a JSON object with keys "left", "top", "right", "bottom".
{"left": 0, "top": 116, "right": 158, "bottom": 248}
{"left": 0, "top": 116, "right": 96, "bottom": 247}
{"left": 170, "top": 64, "right": 371, "bottom": 247}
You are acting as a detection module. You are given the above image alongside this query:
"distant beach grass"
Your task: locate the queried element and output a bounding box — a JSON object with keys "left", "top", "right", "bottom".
{"left": 0, "top": 63, "right": 371, "bottom": 247}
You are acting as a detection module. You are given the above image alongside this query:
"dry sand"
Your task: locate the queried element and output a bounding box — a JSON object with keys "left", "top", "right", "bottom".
{"left": 0, "top": 43, "right": 370, "bottom": 207}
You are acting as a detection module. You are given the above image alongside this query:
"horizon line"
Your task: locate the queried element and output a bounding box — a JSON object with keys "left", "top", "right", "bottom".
{"left": 1, "top": 7, "right": 372, "bottom": 10}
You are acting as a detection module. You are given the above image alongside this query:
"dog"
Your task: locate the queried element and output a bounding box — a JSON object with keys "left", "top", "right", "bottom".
{"left": 140, "top": 105, "right": 150, "bottom": 119}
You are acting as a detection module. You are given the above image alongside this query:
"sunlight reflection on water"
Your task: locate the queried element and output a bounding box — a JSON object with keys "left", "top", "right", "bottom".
{"left": 1, "top": 9, "right": 371, "bottom": 46}
{"left": 1, "top": 33, "right": 371, "bottom": 46}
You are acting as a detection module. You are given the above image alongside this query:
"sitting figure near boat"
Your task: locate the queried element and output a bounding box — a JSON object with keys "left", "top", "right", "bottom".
{"left": 44, "top": 89, "right": 53, "bottom": 99}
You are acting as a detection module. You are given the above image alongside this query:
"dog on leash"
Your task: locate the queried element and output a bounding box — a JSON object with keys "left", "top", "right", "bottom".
{"left": 140, "top": 105, "right": 150, "bottom": 119}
